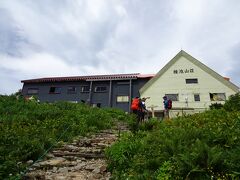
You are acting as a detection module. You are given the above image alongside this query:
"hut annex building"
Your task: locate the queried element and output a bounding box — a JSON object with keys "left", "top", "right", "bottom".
{"left": 21, "top": 73, "right": 154, "bottom": 112}
{"left": 21, "top": 50, "right": 239, "bottom": 115}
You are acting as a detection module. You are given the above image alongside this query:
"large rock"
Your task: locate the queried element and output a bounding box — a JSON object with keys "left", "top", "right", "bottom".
{"left": 73, "top": 163, "right": 86, "bottom": 171}
{"left": 38, "top": 157, "right": 66, "bottom": 167}
{"left": 63, "top": 145, "right": 79, "bottom": 151}
{"left": 100, "top": 165, "right": 107, "bottom": 173}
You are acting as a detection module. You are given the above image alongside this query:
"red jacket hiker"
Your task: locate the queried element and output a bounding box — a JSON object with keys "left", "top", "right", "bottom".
{"left": 131, "top": 97, "right": 140, "bottom": 111}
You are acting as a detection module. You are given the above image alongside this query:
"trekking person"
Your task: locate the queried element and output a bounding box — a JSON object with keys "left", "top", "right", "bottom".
{"left": 163, "top": 96, "right": 172, "bottom": 119}
{"left": 131, "top": 97, "right": 142, "bottom": 126}
{"left": 140, "top": 97, "right": 150, "bottom": 122}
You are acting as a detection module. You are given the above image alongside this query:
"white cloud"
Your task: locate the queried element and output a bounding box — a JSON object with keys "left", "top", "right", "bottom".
{"left": 0, "top": 0, "right": 240, "bottom": 94}
{"left": 0, "top": 53, "right": 81, "bottom": 77}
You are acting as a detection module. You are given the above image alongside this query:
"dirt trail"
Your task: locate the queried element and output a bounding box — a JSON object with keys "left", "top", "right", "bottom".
{"left": 24, "top": 122, "right": 129, "bottom": 180}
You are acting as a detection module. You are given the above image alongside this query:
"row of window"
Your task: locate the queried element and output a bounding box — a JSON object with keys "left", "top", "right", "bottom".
{"left": 90, "top": 95, "right": 129, "bottom": 107}
{"left": 165, "top": 94, "right": 200, "bottom": 102}
{"left": 27, "top": 87, "right": 226, "bottom": 102}
{"left": 28, "top": 78, "right": 198, "bottom": 94}
{"left": 27, "top": 86, "right": 107, "bottom": 95}
{"left": 116, "top": 93, "right": 226, "bottom": 103}
{"left": 165, "top": 93, "right": 226, "bottom": 102}
{"left": 107, "top": 93, "right": 226, "bottom": 103}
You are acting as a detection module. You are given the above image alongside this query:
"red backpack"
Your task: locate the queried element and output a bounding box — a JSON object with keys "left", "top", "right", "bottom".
{"left": 168, "top": 99, "right": 172, "bottom": 109}
{"left": 131, "top": 98, "right": 139, "bottom": 110}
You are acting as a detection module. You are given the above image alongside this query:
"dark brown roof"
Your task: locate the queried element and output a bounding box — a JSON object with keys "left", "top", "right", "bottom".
{"left": 21, "top": 73, "right": 155, "bottom": 83}
{"left": 223, "top": 77, "right": 230, "bottom": 81}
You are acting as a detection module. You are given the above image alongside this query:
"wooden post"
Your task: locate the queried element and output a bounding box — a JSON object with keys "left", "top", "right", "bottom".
{"left": 151, "top": 107, "right": 155, "bottom": 118}
{"left": 129, "top": 79, "right": 132, "bottom": 113}
{"left": 108, "top": 80, "right": 112, "bottom": 107}
{"left": 147, "top": 105, "right": 158, "bottom": 118}
{"left": 88, "top": 81, "right": 93, "bottom": 105}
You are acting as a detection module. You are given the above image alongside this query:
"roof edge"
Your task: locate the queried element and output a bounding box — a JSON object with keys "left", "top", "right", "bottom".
{"left": 140, "top": 50, "right": 239, "bottom": 94}
{"left": 181, "top": 50, "right": 239, "bottom": 92}
{"left": 140, "top": 50, "right": 183, "bottom": 93}
{"left": 21, "top": 73, "right": 154, "bottom": 83}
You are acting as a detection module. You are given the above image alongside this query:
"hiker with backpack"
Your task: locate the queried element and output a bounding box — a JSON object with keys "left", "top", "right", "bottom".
{"left": 140, "top": 97, "right": 150, "bottom": 122}
{"left": 131, "top": 97, "right": 143, "bottom": 126}
{"left": 163, "top": 96, "right": 172, "bottom": 119}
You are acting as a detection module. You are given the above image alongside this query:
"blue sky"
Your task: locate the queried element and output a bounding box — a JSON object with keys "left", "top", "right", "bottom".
{"left": 0, "top": 0, "right": 240, "bottom": 94}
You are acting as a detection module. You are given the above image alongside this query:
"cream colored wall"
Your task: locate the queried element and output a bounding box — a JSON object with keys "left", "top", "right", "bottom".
{"left": 141, "top": 56, "right": 237, "bottom": 111}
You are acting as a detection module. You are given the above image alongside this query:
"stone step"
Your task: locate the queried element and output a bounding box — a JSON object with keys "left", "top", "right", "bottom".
{"left": 24, "top": 122, "right": 130, "bottom": 179}
{"left": 52, "top": 151, "right": 105, "bottom": 159}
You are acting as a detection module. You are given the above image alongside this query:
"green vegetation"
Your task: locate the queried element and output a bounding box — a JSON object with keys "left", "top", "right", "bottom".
{"left": 209, "top": 103, "right": 223, "bottom": 110}
{"left": 224, "top": 93, "right": 240, "bottom": 112}
{"left": 1, "top": 93, "right": 240, "bottom": 179}
{"left": 0, "top": 95, "right": 131, "bottom": 179}
{"left": 106, "top": 94, "right": 240, "bottom": 179}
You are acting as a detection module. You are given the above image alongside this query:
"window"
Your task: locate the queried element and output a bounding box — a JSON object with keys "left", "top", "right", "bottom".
{"left": 117, "top": 81, "right": 130, "bottom": 85}
{"left": 210, "top": 93, "right": 226, "bottom": 101}
{"left": 49, "top": 87, "right": 61, "bottom": 94}
{"left": 92, "top": 103, "right": 101, "bottom": 108}
{"left": 194, "top": 94, "right": 200, "bottom": 101}
{"left": 68, "top": 101, "right": 78, "bottom": 103}
{"left": 95, "top": 86, "right": 107, "bottom": 92}
{"left": 117, "top": 96, "right": 129, "bottom": 102}
{"left": 81, "top": 86, "right": 90, "bottom": 93}
{"left": 165, "top": 94, "right": 179, "bottom": 101}
{"left": 186, "top": 78, "right": 198, "bottom": 84}
{"left": 67, "top": 86, "right": 76, "bottom": 94}
{"left": 27, "top": 88, "right": 39, "bottom": 95}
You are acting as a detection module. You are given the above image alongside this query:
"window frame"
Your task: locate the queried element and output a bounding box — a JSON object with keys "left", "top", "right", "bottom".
{"left": 94, "top": 86, "right": 107, "bottom": 93}
{"left": 116, "top": 95, "right": 129, "bottom": 103}
{"left": 117, "top": 81, "right": 130, "bottom": 85}
{"left": 194, "top": 94, "right": 200, "bottom": 102}
{"left": 67, "top": 86, "right": 77, "bottom": 94}
{"left": 186, "top": 78, "right": 198, "bottom": 84}
{"left": 80, "top": 86, "right": 90, "bottom": 93}
{"left": 49, "top": 87, "right": 61, "bottom": 94}
{"left": 27, "top": 88, "right": 39, "bottom": 95}
{"left": 165, "top": 94, "right": 179, "bottom": 101}
{"left": 209, "top": 93, "right": 226, "bottom": 101}
{"left": 92, "top": 103, "right": 101, "bottom": 108}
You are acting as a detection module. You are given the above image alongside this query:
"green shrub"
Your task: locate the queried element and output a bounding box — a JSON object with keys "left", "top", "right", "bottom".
{"left": 224, "top": 92, "right": 240, "bottom": 112}
{"left": 106, "top": 109, "right": 240, "bottom": 179}
{"left": 0, "top": 95, "right": 131, "bottom": 179}
{"left": 105, "top": 132, "right": 147, "bottom": 179}
{"left": 138, "top": 118, "right": 160, "bottom": 131}
{"left": 209, "top": 103, "right": 223, "bottom": 110}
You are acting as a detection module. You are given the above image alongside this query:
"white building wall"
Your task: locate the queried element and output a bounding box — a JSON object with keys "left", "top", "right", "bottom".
{"left": 141, "top": 56, "right": 237, "bottom": 113}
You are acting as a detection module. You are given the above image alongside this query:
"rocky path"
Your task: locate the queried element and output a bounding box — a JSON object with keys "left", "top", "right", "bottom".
{"left": 24, "top": 122, "right": 129, "bottom": 180}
